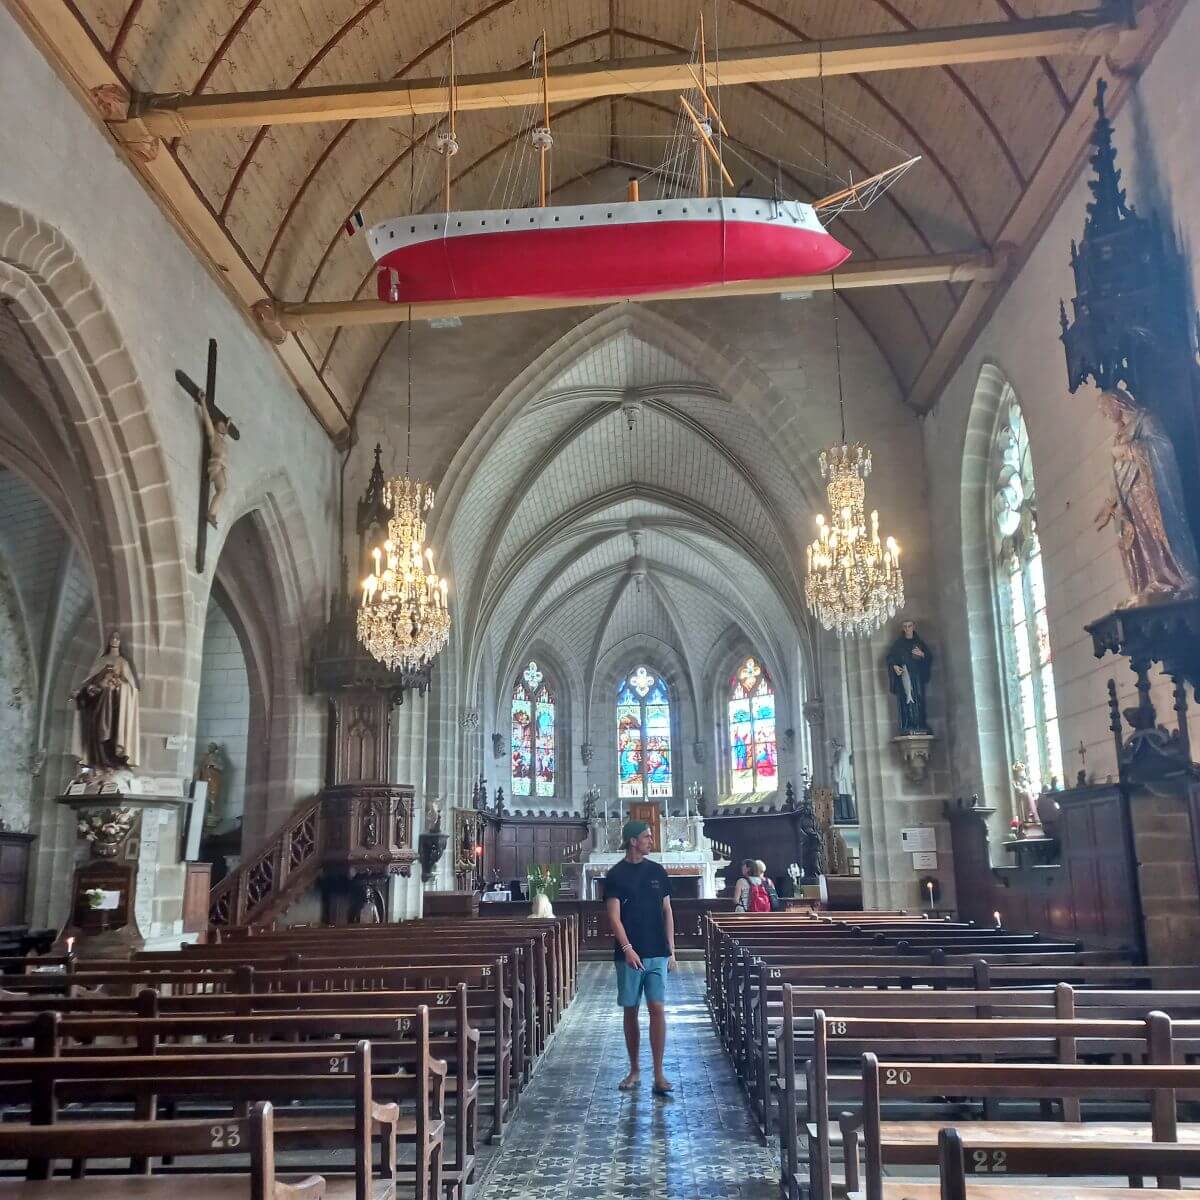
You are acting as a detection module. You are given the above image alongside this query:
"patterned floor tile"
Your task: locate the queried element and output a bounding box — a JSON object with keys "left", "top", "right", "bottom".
{"left": 473, "top": 961, "right": 779, "bottom": 1199}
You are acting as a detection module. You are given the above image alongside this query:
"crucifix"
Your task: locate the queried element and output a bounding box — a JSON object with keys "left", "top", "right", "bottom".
{"left": 1076, "top": 740, "right": 1089, "bottom": 787}
{"left": 175, "top": 339, "right": 240, "bottom": 573}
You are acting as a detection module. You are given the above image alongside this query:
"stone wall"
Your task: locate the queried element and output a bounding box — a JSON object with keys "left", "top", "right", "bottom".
{"left": 1130, "top": 788, "right": 1200, "bottom": 965}
{"left": 923, "top": 2, "right": 1200, "bottom": 821}
{"left": 0, "top": 8, "right": 340, "bottom": 931}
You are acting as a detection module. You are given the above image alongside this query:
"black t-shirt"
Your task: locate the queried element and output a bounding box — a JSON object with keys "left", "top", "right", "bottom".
{"left": 604, "top": 857, "right": 671, "bottom": 962}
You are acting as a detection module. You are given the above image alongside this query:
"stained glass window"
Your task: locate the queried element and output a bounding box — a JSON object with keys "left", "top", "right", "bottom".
{"left": 512, "top": 661, "right": 554, "bottom": 798}
{"left": 991, "top": 396, "right": 1063, "bottom": 795}
{"left": 616, "top": 666, "right": 672, "bottom": 799}
{"left": 727, "top": 657, "right": 777, "bottom": 794}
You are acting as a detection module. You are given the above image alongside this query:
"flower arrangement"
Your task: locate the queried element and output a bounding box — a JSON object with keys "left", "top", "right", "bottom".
{"left": 526, "top": 863, "right": 562, "bottom": 902}
{"left": 76, "top": 807, "right": 135, "bottom": 857}
{"left": 80, "top": 887, "right": 121, "bottom": 911}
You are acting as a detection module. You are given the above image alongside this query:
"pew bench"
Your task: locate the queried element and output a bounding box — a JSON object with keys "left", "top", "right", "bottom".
{"left": 0, "top": 1102, "right": 323, "bottom": 1200}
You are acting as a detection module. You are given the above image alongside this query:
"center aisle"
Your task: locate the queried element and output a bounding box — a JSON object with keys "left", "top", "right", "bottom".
{"left": 474, "top": 960, "right": 780, "bottom": 1200}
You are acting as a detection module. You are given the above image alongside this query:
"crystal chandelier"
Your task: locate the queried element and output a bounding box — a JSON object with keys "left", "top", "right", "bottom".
{"left": 357, "top": 315, "right": 451, "bottom": 670}
{"left": 358, "top": 475, "right": 451, "bottom": 670}
{"left": 804, "top": 441, "right": 904, "bottom": 637}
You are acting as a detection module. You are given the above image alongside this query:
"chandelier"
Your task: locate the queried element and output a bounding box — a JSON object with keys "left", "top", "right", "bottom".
{"left": 804, "top": 442, "right": 904, "bottom": 637}
{"left": 357, "top": 311, "right": 451, "bottom": 671}
{"left": 358, "top": 475, "right": 451, "bottom": 670}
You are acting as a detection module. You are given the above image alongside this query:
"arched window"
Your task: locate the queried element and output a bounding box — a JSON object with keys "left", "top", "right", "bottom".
{"left": 728, "top": 656, "right": 777, "bottom": 794}
{"left": 991, "top": 398, "right": 1063, "bottom": 794}
{"left": 511, "top": 661, "right": 555, "bottom": 797}
{"left": 616, "top": 666, "right": 672, "bottom": 799}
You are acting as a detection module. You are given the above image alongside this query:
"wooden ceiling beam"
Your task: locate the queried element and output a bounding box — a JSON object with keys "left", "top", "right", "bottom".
{"left": 3, "top": 0, "right": 351, "bottom": 438}
{"left": 905, "top": 0, "right": 1182, "bottom": 413}
{"left": 267, "top": 252, "right": 1002, "bottom": 333}
{"left": 115, "top": 7, "right": 1133, "bottom": 137}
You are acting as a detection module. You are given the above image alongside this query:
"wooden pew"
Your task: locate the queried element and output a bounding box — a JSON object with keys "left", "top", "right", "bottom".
{"left": 780, "top": 999, "right": 1199, "bottom": 1200}
{"left": 29, "top": 957, "right": 518, "bottom": 1140}
{"left": 935, "top": 1127, "right": 1200, "bottom": 1200}
{"left": 0, "top": 1040, "right": 408, "bottom": 1200}
{"left": 853, "top": 1058, "right": 1200, "bottom": 1200}
{"left": 0, "top": 992, "right": 477, "bottom": 1196}
{"left": 0, "top": 1101, "right": 323, "bottom": 1199}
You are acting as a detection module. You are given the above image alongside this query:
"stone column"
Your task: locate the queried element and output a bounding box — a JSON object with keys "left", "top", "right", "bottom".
{"left": 843, "top": 633, "right": 953, "bottom": 911}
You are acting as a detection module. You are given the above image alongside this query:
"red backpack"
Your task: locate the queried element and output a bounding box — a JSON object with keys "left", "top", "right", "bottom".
{"left": 748, "top": 881, "right": 772, "bottom": 913}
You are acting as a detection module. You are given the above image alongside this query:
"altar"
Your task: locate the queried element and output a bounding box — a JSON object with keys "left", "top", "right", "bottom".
{"left": 581, "top": 813, "right": 729, "bottom": 900}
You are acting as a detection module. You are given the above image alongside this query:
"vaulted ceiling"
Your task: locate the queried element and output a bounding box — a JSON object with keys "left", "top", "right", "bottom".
{"left": 11, "top": 0, "right": 1181, "bottom": 432}
{"left": 444, "top": 328, "right": 811, "bottom": 716}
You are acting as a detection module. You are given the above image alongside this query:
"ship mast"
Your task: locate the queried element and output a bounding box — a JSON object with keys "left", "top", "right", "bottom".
{"left": 436, "top": 32, "right": 459, "bottom": 212}
{"left": 681, "top": 13, "right": 733, "bottom": 197}
{"left": 533, "top": 32, "right": 553, "bottom": 207}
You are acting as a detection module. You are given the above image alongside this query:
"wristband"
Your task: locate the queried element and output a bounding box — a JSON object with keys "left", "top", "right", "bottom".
{"left": 620, "top": 943, "right": 633, "bottom": 953}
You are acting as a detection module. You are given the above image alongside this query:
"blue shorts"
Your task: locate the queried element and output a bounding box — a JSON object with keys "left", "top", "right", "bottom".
{"left": 615, "top": 956, "right": 668, "bottom": 1007}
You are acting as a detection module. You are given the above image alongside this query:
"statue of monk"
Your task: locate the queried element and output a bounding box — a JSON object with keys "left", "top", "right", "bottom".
{"left": 70, "top": 631, "right": 141, "bottom": 770}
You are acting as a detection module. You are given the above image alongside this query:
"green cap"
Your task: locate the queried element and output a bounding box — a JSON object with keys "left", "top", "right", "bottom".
{"left": 622, "top": 819, "right": 650, "bottom": 845}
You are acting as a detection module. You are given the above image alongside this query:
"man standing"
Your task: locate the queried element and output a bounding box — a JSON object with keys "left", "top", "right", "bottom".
{"left": 605, "top": 820, "right": 676, "bottom": 1095}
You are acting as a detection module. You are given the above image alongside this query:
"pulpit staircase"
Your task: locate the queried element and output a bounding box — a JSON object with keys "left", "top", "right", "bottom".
{"left": 208, "top": 795, "right": 324, "bottom": 930}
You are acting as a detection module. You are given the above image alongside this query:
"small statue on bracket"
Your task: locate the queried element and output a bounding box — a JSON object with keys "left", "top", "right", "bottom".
{"left": 1010, "top": 761, "right": 1044, "bottom": 839}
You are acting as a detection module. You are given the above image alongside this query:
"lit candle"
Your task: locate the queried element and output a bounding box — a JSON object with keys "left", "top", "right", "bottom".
{"left": 993, "top": 911, "right": 1002, "bottom": 929}
{"left": 925, "top": 880, "right": 934, "bottom": 907}
{"left": 65, "top": 936, "right": 75, "bottom": 955}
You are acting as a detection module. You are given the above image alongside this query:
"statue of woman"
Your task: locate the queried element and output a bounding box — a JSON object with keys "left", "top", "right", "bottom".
{"left": 1011, "top": 761, "right": 1040, "bottom": 831}
{"left": 70, "top": 631, "right": 141, "bottom": 770}
{"left": 1095, "top": 386, "right": 1199, "bottom": 605}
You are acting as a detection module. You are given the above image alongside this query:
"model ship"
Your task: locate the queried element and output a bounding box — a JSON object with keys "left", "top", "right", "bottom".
{"left": 369, "top": 26, "right": 917, "bottom": 307}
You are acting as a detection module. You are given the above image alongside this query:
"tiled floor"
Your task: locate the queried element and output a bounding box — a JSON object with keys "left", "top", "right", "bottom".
{"left": 474, "top": 960, "right": 780, "bottom": 1200}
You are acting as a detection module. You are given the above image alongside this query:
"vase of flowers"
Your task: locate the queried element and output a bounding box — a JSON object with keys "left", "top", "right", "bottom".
{"left": 526, "top": 863, "right": 562, "bottom": 919}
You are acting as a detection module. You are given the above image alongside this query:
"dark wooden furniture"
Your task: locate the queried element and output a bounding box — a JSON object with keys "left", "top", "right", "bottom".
{"left": 181, "top": 861, "right": 212, "bottom": 933}
{"left": 0, "top": 832, "right": 34, "bottom": 927}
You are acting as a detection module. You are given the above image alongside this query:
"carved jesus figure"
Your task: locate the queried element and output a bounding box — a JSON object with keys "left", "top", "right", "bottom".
{"left": 195, "top": 389, "right": 230, "bottom": 528}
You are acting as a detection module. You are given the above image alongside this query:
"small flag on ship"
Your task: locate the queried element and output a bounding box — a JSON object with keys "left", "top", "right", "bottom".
{"left": 343, "top": 210, "right": 364, "bottom": 238}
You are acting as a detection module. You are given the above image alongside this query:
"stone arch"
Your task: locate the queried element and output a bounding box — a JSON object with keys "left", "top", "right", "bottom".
{"left": 961, "top": 362, "right": 1018, "bottom": 814}
{"left": 0, "top": 203, "right": 189, "bottom": 772}
{"left": 208, "top": 476, "right": 325, "bottom": 850}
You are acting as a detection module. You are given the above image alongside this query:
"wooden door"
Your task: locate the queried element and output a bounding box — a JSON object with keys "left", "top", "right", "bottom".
{"left": 627, "top": 803, "right": 661, "bottom": 851}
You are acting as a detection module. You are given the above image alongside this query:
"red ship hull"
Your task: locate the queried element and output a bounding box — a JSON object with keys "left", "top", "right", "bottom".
{"left": 374, "top": 217, "right": 850, "bottom": 304}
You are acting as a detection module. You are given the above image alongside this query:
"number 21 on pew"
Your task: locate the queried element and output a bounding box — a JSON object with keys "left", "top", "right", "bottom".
{"left": 969, "top": 1151, "right": 1009, "bottom": 1174}
{"left": 329, "top": 1055, "right": 351, "bottom": 1073}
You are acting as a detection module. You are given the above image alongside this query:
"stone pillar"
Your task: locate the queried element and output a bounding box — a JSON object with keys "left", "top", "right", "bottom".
{"left": 1129, "top": 787, "right": 1200, "bottom": 964}
{"left": 58, "top": 782, "right": 195, "bottom": 955}
{"left": 843, "top": 634, "right": 954, "bottom": 911}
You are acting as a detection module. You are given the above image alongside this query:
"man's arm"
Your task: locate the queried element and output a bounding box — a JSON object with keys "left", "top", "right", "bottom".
{"left": 662, "top": 895, "right": 677, "bottom": 971}
{"left": 606, "top": 895, "right": 643, "bottom": 970}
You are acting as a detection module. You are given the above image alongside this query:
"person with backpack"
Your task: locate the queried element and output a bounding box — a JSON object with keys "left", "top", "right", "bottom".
{"left": 733, "top": 859, "right": 781, "bottom": 913}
